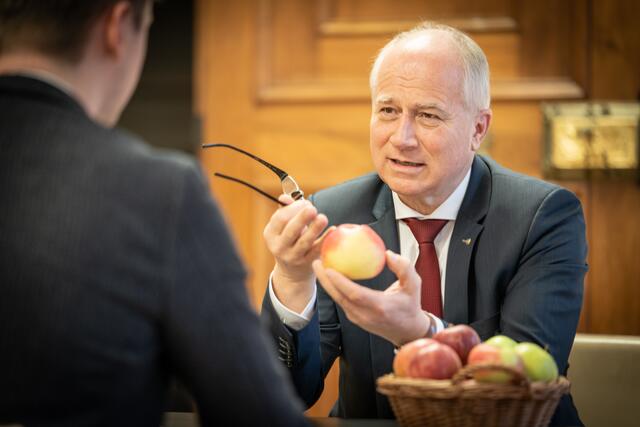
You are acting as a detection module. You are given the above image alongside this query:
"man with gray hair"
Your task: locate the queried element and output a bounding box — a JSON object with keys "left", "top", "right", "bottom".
{"left": 261, "top": 22, "right": 586, "bottom": 426}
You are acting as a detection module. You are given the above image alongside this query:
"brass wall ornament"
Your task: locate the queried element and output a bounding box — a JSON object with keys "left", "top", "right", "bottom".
{"left": 542, "top": 102, "right": 640, "bottom": 179}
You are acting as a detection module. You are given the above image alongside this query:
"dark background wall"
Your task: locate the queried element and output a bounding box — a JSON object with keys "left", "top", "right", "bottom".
{"left": 119, "top": 0, "right": 197, "bottom": 154}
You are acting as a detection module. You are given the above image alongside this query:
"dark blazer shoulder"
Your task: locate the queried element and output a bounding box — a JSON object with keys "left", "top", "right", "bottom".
{"left": 481, "top": 155, "right": 566, "bottom": 198}
{"left": 310, "top": 173, "right": 386, "bottom": 225}
{"left": 91, "top": 126, "right": 205, "bottom": 206}
{"left": 478, "top": 155, "right": 581, "bottom": 216}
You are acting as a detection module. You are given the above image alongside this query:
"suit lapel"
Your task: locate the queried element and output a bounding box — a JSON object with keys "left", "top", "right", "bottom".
{"left": 443, "top": 156, "right": 491, "bottom": 325}
{"left": 365, "top": 184, "right": 399, "bottom": 291}
{"left": 363, "top": 184, "right": 398, "bottom": 415}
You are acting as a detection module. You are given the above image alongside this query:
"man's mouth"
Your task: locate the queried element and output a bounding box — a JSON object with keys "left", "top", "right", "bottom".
{"left": 390, "top": 158, "right": 425, "bottom": 167}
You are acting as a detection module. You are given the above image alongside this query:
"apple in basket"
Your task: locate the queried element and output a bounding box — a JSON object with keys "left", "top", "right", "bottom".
{"left": 485, "top": 334, "right": 518, "bottom": 349}
{"left": 393, "top": 338, "right": 435, "bottom": 377}
{"left": 433, "top": 324, "right": 481, "bottom": 364}
{"left": 394, "top": 339, "right": 462, "bottom": 380}
{"left": 515, "top": 342, "right": 559, "bottom": 382}
{"left": 467, "top": 341, "right": 524, "bottom": 384}
{"left": 320, "top": 224, "right": 386, "bottom": 280}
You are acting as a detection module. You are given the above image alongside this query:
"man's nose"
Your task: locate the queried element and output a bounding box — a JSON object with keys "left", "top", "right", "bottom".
{"left": 389, "top": 113, "right": 418, "bottom": 148}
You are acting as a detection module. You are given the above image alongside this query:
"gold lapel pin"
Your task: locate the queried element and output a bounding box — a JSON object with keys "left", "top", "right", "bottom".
{"left": 462, "top": 238, "right": 472, "bottom": 246}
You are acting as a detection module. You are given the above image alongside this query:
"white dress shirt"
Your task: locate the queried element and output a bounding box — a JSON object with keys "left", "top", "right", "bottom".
{"left": 269, "top": 167, "right": 472, "bottom": 332}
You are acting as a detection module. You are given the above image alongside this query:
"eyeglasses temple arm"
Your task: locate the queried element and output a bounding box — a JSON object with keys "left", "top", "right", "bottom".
{"left": 203, "top": 143, "right": 288, "bottom": 181}
{"left": 213, "top": 173, "right": 286, "bottom": 206}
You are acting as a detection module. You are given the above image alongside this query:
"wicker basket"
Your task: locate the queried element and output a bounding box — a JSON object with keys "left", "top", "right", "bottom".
{"left": 376, "top": 364, "right": 570, "bottom": 427}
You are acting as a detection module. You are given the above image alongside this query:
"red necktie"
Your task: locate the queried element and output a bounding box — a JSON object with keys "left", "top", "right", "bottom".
{"left": 403, "top": 218, "right": 448, "bottom": 317}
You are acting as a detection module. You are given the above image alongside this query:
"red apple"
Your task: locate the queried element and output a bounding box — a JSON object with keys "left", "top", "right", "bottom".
{"left": 467, "top": 343, "right": 524, "bottom": 383}
{"left": 406, "top": 341, "right": 462, "bottom": 380}
{"left": 433, "top": 324, "right": 481, "bottom": 364}
{"left": 393, "top": 338, "right": 437, "bottom": 377}
{"left": 320, "top": 224, "right": 386, "bottom": 280}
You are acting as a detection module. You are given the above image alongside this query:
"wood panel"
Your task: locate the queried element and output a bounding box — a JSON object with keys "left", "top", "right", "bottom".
{"left": 588, "top": 181, "right": 640, "bottom": 334}
{"left": 585, "top": 0, "right": 640, "bottom": 334}
{"left": 327, "top": 0, "right": 514, "bottom": 20}
{"left": 591, "top": 0, "right": 640, "bottom": 99}
{"left": 195, "top": 0, "right": 639, "bottom": 417}
{"left": 195, "top": 0, "right": 257, "bottom": 266}
{"left": 257, "top": 0, "right": 586, "bottom": 104}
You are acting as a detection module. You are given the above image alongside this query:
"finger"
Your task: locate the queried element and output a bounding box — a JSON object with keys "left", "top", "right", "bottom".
{"left": 279, "top": 204, "right": 319, "bottom": 247}
{"left": 278, "top": 194, "right": 295, "bottom": 206}
{"left": 324, "top": 269, "right": 381, "bottom": 308}
{"left": 305, "top": 223, "right": 335, "bottom": 260}
{"left": 296, "top": 214, "right": 329, "bottom": 256}
{"left": 311, "top": 223, "right": 336, "bottom": 247}
{"left": 312, "top": 260, "right": 345, "bottom": 302}
{"left": 313, "top": 260, "right": 381, "bottom": 309}
{"left": 312, "top": 260, "right": 366, "bottom": 322}
{"left": 385, "top": 250, "right": 420, "bottom": 291}
{"left": 264, "top": 199, "right": 312, "bottom": 239}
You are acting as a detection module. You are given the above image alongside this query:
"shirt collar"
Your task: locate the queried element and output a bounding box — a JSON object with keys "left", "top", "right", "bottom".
{"left": 392, "top": 167, "right": 472, "bottom": 221}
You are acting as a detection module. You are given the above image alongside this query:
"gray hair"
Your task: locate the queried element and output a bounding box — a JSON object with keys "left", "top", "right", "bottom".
{"left": 369, "top": 22, "right": 491, "bottom": 111}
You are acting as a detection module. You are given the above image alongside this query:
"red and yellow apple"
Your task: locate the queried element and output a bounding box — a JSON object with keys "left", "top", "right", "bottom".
{"left": 514, "top": 342, "right": 558, "bottom": 382}
{"left": 320, "top": 224, "right": 386, "bottom": 280}
{"left": 393, "top": 338, "right": 437, "bottom": 377}
{"left": 394, "top": 338, "right": 462, "bottom": 380}
{"left": 406, "top": 341, "right": 462, "bottom": 380}
{"left": 467, "top": 343, "right": 524, "bottom": 383}
{"left": 433, "top": 324, "right": 481, "bottom": 364}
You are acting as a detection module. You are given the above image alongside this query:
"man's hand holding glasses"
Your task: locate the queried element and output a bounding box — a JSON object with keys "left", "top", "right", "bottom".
{"left": 264, "top": 195, "right": 330, "bottom": 314}
{"left": 203, "top": 143, "right": 332, "bottom": 314}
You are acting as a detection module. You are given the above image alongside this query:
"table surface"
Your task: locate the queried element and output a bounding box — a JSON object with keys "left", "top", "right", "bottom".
{"left": 162, "top": 412, "right": 398, "bottom": 427}
{"left": 309, "top": 418, "right": 398, "bottom": 427}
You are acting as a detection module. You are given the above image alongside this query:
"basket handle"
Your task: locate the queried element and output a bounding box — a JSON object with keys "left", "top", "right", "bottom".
{"left": 452, "top": 363, "right": 529, "bottom": 386}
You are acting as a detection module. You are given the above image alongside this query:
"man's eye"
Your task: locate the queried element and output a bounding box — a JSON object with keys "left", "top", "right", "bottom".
{"left": 379, "top": 107, "right": 396, "bottom": 115}
{"left": 418, "top": 112, "right": 439, "bottom": 120}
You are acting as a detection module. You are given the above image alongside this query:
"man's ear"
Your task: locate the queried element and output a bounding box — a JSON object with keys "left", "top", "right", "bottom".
{"left": 103, "top": 1, "right": 133, "bottom": 59}
{"left": 471, "top": 109, "right": 492, "bottom": 152}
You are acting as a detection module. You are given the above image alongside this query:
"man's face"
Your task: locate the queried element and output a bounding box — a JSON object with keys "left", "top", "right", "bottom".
{"left": 369, "top": 35, "right": 487, "bottom": 213}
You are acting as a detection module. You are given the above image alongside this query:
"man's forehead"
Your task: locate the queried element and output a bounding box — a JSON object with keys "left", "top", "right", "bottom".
{"left": 372, "top": 57, "right": 459, "bottom": 98}
{"left": 377, "top": 50, "right": 460, "bottom": 89}
{"left": 373, "top": 95, "right": 447, "bottom": 110}
{"left": 388, "top": 47, "right": 457, "bottom": 71}
{"left": 376, "top": 50, "right": 463, "bottom": 87}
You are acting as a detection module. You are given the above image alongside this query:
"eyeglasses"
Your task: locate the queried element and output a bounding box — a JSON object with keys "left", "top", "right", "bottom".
{"left": 202, "top": 143, "right": 304, "bottom": 206}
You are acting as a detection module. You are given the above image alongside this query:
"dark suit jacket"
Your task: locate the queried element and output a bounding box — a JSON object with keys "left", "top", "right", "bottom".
{"left": 263, "top": 155, "right": 587, "bottom": 426}
{"left": 0, "top": 76, "right": 308, "bottom": 427}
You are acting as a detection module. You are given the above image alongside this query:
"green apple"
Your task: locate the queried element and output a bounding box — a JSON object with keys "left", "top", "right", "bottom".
{"left": 514, "top": 342, "right": 558, "bottom": 382}
{"left": 485, "top": 335, "right": 518, "bottom": 349}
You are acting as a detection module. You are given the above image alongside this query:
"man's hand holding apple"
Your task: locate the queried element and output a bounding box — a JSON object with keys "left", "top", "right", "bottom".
{"left": 312, "top": 250, "right": 431, "bottom": 347}
{"left": 263, "top": 195, "right": 331, "bottom": 313}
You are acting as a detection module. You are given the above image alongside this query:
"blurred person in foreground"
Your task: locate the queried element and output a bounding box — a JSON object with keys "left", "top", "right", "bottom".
{"left": 261, "top": 22, "right": 587, "bottom": 426}
{"left": 0, "top": 1, "right": 309, "bottom": 426}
